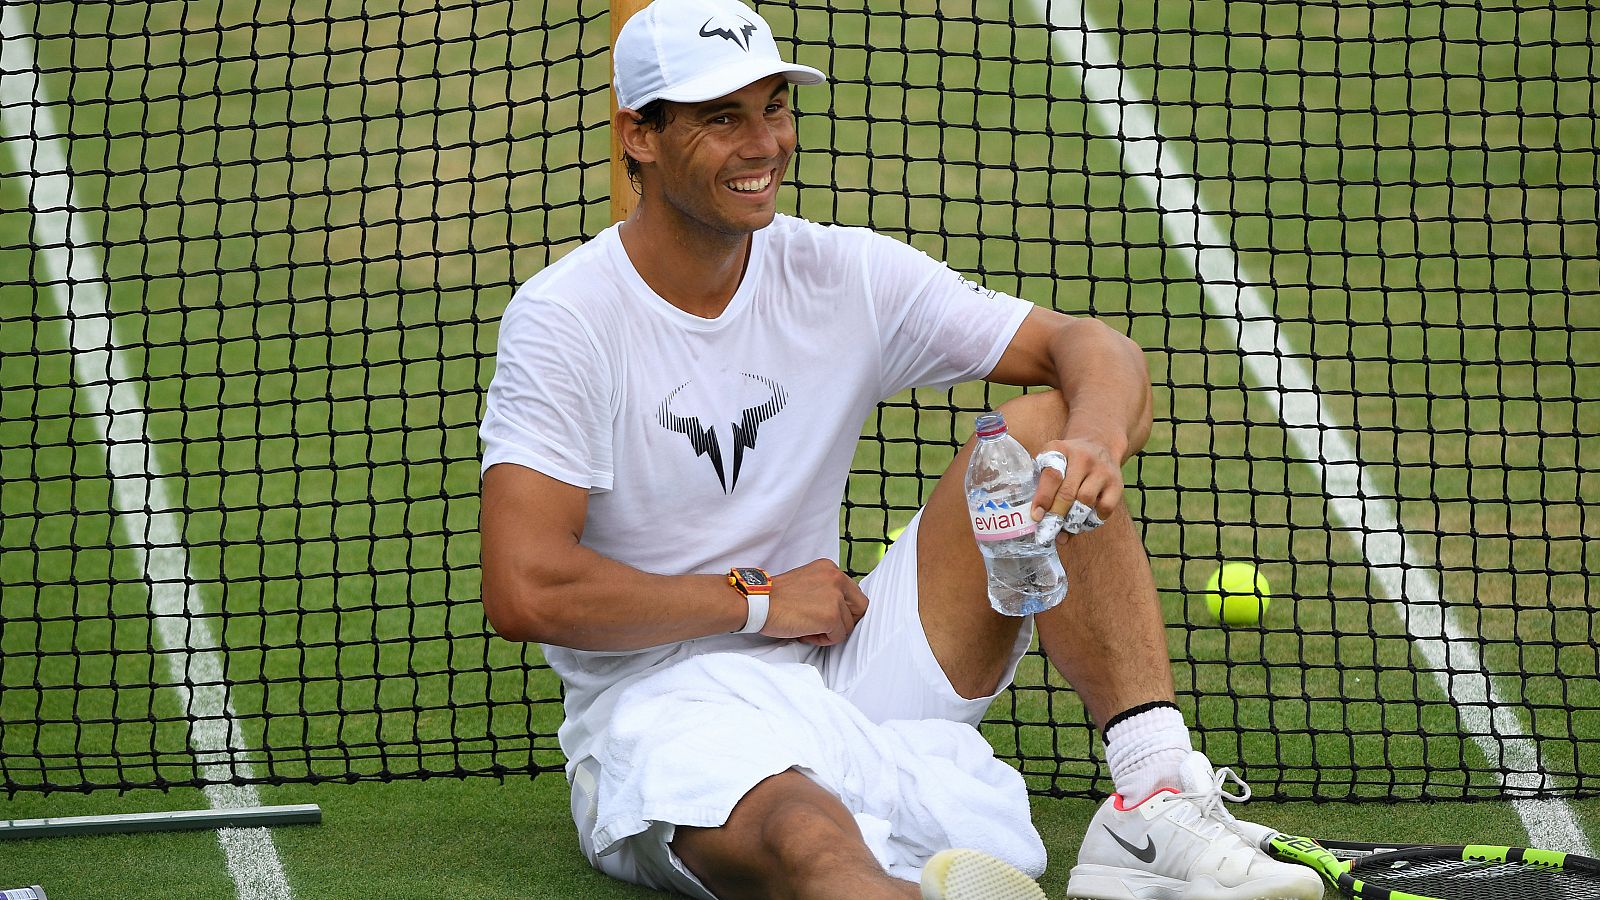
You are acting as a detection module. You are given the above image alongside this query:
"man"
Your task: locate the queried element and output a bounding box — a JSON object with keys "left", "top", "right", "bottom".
{"left": 479, "top": 0, "right": 1325, "bottom": 897}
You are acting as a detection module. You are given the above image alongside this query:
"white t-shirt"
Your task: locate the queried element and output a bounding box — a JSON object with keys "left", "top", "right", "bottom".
{"left": 480, "top": 213, "right": 1034, "bottom": 767}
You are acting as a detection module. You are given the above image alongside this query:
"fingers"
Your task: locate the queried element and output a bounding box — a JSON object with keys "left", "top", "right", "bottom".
{"left": 1034, "top": 440, "right": 1124, "bottom": 521}
{"left": 842, "top": 576, "right": 870, "bottom": 622}
{"left": 809, "top": 578, "right": 870, "bottom": 646}
{"left": 1031, "top": 463, "right": 1064, "bottom": 520}
{"left": 764, "top": 560, "right": 869, "bottom": 644}
{"left": 1092, "top": 478, "right": 1123, "bottom": 519}
{"left": 1048, "top": 463, "right": 1089, "bottom": 518}
{"left": 1063, "top": 465, "right": 1114, "bottom": 519}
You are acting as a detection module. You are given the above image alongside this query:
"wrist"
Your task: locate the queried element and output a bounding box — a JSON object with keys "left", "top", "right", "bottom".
{"left": 735, "top": 591, "right": 770, "bottom": 634}
{"left": 1064, "top": 427, "right": 1129, "bottom": 464}
{"left": 726, "top": 567, "right": 772, "bottom": 634}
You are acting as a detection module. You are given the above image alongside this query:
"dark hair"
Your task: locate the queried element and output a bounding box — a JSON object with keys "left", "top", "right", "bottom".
{"left": 623, "top": 100, "right": 674, "bottom": 184}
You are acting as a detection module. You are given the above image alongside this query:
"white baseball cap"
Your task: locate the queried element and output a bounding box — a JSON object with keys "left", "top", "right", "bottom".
{"left": 613, "top": 0, "right": 826, "bottom": 111}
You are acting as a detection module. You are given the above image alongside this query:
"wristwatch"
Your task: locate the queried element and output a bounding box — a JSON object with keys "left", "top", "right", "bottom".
{"left": 728, "top": 567, "right": 772, "bottom": 634}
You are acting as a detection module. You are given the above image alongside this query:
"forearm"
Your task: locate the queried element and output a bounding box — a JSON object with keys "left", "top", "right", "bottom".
{"left": 479, "top": 464, "right": 753, "bottom": 650}
{"left": 1048, "top": 318, "right": 1153, "bottom": 461}
{"left": 482, "top": 539, "right": 748, "bottom": 650}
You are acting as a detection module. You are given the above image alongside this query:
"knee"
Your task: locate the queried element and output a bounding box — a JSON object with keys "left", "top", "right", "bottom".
{"left": 759, "top": 796, "right": 875, "bottom": 880}
{"left": 676, "top": 791, "right": 866, "bottom": 900}
{"left": 993, "top": 390, "right": 1069, "bottom": 453}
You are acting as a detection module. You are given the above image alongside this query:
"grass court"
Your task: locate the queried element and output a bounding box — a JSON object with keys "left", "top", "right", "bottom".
{"left": 1, "top": 0, "right": 1595, "bottom": 896}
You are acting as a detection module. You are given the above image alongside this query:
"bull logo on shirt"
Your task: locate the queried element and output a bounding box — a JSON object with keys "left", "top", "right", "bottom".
{"left": 656, "top": 373, "right": 787, "bottom": 493}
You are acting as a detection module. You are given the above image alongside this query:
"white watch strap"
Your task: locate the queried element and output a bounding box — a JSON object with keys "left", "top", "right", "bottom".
{"left": 737, "top": 592, "right": 770, "bottom": 634}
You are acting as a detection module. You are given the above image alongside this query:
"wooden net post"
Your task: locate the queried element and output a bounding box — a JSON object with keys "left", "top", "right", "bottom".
{"left": 610, "top": 0, "right": 651, "bottom": 224}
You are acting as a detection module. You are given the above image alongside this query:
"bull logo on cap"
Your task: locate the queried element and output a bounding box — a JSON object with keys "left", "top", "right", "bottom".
{"left": 698, "top": 15, "right": 757, "bottom": 51}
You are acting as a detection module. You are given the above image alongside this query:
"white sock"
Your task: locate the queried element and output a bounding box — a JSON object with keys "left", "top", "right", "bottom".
{"left": 1103, "top": 704, "right": 1192, "bottom": 804}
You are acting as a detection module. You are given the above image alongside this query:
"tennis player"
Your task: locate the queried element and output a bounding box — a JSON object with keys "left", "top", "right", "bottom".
{"left": 479, "top": 0, "right": 1325, "bottom": 897}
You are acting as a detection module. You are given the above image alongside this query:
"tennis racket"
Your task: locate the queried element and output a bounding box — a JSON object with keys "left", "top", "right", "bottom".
{"left": 1262, "top": 830, "right": 1600, "bottom": 899}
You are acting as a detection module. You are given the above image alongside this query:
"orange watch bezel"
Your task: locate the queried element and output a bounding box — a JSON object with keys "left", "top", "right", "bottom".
{"left": 728, "top": 567, "right": 772, "bottom": 596}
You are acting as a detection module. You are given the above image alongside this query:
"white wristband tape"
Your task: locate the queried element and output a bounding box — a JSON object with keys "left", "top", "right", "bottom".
{"left": 737, "top": 593, "right": 770, "bottom": 634}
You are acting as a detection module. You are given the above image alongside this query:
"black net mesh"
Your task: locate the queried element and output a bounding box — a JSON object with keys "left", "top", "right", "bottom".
{"left": 0, "top": 0, "right": 1595, "bottom": 800}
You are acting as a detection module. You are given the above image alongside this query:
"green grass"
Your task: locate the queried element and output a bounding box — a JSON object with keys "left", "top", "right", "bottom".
{"left": 3, "top": 780, "right": 1599, "bottom": 898}
{"left": 1, "top": 0, "right": 1596, "bottom": 895}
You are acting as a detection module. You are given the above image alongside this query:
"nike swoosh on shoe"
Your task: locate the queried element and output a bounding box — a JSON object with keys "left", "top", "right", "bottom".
{"left": 1104, "top": 825, "right": 1158, "bottom": 864}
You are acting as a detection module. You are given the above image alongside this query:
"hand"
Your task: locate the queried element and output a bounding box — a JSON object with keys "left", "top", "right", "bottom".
{"left": 763, "top": 560, "right": 870, "bottom": 647}
{"left": 1031, "top": 436, "right": 1123, "bottom": 523}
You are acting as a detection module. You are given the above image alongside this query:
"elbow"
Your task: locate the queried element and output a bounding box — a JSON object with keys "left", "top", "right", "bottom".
{"left": 1127, "top": 373, "right": 1155, "bottom": 457}
{"left": 1131, "top": 399, "right": 1155, "bottom": 457}
{"left": 1108, "top": 325, "right": 1155, "bottom": 452}
{"left": 480, "top": 581, "right": 559, "bottom": 644}
{"left": 1101, "top": 318, "right": 1149, "bottom": 370}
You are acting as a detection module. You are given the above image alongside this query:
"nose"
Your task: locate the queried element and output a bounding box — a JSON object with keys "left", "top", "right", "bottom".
{"left": 738, "top": 115, "right": 785, "bottom": 160}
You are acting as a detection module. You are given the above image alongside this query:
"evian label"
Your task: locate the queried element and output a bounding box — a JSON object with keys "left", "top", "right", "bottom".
{"left": 971, "top": 498, "right": 1035, "bottom": 541}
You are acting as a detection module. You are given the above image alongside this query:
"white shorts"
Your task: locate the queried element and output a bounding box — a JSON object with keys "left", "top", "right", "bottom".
{"left": 568, "top": 508, "right": 1036, "bottom": 898}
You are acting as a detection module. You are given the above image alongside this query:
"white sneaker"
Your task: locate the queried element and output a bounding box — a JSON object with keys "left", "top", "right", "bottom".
{"left": 1065, "top": 751, "right": 1324, "bottom": 900}
{"left": 921, "top": 848, "right": 1047, "bottom": 900}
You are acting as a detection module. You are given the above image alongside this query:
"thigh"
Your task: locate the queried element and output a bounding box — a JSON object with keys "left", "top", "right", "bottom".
{"left": 823, "top": 509, "right": 1033, "bottom": 728}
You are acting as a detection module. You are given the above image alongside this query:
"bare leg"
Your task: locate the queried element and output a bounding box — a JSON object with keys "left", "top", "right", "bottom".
{"left": 671, "top": 769, "right": 920, "bottom": 900}
{"left": 1034, "top": 503, "right": 1174, "bottom": 726}
{"left": 915, "top": 391, "right": 1174, "bottom": 723}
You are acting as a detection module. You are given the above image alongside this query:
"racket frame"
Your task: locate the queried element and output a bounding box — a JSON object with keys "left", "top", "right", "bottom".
{"left": 1264, "top": 831, "right": 1600, "bottom": 900}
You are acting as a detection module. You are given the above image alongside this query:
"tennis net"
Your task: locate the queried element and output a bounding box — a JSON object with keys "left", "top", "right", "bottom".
{"left": 0, "top": 0, "right": 1594, "bottom": 801}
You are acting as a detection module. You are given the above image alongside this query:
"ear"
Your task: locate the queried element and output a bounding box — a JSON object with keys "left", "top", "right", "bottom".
{"left": 613, "top": 107, "right": 659, "bottom": 166}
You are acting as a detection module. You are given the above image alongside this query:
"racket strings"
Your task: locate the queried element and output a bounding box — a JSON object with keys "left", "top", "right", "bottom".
{"left": 1351, "top": 857, "right": 1600, "bottom": 899}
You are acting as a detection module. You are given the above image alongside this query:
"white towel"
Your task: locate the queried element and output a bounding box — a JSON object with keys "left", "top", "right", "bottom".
{"left": 591, "top": 652, "right": 1046, "bottom": 881}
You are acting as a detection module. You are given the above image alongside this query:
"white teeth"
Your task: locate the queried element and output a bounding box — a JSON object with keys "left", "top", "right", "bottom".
{"left": 728, "top": 174, "right": 771, "bottom": 193}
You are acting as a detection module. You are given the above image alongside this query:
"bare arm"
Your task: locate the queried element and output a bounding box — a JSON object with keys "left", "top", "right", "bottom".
{"left": 986, "top": 306, "right": 1154, "bottom": 518}
{"left": 479, "top": 463, "right": 867, "bottom": 650}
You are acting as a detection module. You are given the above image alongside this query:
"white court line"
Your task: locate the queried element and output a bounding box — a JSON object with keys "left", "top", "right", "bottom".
{"left": 1, "top": 7, "right": 294, "bottom": 898}
{"left": 1026, "top": 0, "right": 1591, "bottom": 852}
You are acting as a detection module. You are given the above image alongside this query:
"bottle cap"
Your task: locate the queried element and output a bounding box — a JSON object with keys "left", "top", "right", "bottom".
{"left": 975, "top": 412, "right": 1007, "bottom": 438}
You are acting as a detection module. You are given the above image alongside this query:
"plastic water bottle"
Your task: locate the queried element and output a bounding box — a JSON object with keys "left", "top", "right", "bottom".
{"left": 965, "top": 411, "right": 1067, "bottom": 616}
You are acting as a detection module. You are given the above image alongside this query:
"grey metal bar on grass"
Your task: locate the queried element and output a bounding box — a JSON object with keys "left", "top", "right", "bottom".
{"left": 0, "top": 804, "right": 322, "bottom": 839}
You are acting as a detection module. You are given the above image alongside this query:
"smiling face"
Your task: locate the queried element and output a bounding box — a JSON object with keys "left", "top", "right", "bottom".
{"left": 635, "top": 74, "right": 797, "bottom": 239}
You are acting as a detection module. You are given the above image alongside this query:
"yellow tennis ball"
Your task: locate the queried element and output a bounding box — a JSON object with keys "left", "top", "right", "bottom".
{"left": 1204, "top": 562, "right": 1271, "bottom": 626}
{"left": 869, "top": 526, "right": 907, "bottom": 566}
